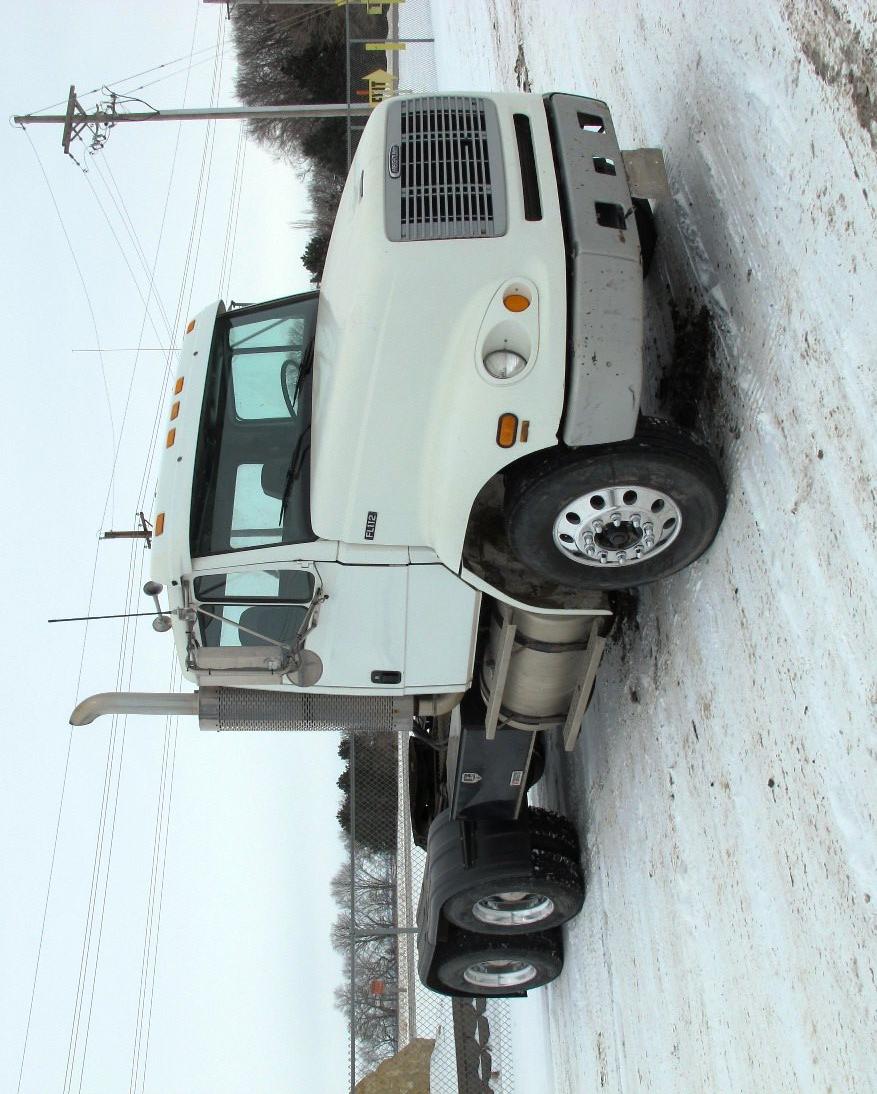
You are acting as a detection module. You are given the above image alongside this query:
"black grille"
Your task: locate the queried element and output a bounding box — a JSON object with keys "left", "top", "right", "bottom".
{"left": 392, "top": 96, "right": 506, "bottom": 241}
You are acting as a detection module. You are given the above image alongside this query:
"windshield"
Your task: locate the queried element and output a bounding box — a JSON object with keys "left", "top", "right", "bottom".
{"left": 190, "top": 294, "right": 318, "bottom": 555}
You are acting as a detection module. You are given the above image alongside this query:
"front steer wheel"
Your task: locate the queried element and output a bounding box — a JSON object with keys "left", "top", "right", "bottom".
{"left": 503, "top": 418, "right": 726, "bottom": 590}
{"left": 435, "top": 928, "right": 564, "bottom": 995}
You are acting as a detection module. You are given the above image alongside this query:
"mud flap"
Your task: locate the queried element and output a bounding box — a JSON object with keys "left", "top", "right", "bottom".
{"left": 622, "top": 147, "right": 671, "bottom": 201}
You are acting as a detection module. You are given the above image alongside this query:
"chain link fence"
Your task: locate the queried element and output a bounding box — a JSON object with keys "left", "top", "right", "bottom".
{"left": 337, "top": 724, "right": 516, "bottom": 1093}
{"left": 344, "top": 0, "right": 437, "bottom": 162}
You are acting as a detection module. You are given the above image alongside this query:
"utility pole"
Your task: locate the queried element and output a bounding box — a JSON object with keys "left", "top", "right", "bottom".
{"left": 14, "top": 86, "right": 371, "bottom": 157}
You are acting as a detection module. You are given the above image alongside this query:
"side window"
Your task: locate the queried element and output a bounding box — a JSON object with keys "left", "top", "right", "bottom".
{"left": 229, "top": 464, "right": 284, "bottom": 549}
{"left": 194, "top": 570, "right": 314, "bottom": 648}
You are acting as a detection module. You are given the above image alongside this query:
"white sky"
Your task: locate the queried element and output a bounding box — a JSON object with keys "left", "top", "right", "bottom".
{"left": 1, "top": 3, "right": 352, "bottom": 1091}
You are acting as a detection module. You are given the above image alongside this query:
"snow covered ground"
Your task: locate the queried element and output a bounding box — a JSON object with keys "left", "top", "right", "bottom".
{"left": 431, "top": 2, "right": 876, "bottom": 1091}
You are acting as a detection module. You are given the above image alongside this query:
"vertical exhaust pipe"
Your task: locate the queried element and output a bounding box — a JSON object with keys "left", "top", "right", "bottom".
{"left": 69, "top": 692, "right": 199, "bottom": 726}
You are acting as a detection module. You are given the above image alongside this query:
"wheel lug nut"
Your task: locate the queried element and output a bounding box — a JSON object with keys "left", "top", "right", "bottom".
{"left": 593, "top": 520, "right": 604, "bottom": 533}
{"left": 585, "top": 544, "right": 596, "bottom": 556}
{"left": 599, "top": 552, "right": 608, "bottom": 564}
{"left": 643, "top": 522, "right": 653, "bottom": 534}
{"left": 616, "top": 552, "right": 627, "bottom": 562}
{"left": 631, "top": 514, "right": 641, "bottom": 529}
{"left": 610, "top": 512, "right": 622, "bottom": 526}
{"left": 635, "top": 547, "right": 643, "bottom": 558}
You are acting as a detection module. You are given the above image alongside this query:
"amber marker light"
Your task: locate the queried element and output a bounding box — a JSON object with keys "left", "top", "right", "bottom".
{"left": 166, "top": 428, "right": 176, "bottom": 448}
{"left": 496, "top": 413, "right": 519, "bottom": 448}
{"left": 503, "top": 292, "right": 530, "bottom": 312}
{"left": 185, "top": 319, "right": 196, "bottom": 334}
{"left": 155, "top": 513, "right": 165, "bottom": 536}
{"left": 170, "top": 401, "right": 180, "bottom": 420}
{"left": 174, "top": 377, "right": 184, "bottom": 395}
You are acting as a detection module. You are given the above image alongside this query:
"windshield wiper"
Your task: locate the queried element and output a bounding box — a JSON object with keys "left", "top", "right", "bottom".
{"left": 291, "top": 339, "right": 314, "bottom": 409}
{"left": 279, "top": 425, "right": 311, "bottom": 524}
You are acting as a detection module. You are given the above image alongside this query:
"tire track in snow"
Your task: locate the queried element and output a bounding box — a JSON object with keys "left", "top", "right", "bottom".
{"left": 784, "top": 0, "right": 877, "bottom": 156}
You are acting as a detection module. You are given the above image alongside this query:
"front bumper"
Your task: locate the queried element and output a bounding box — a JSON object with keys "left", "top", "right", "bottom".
{"left": 545, "top": 93, "right": 647, "bottom": 446}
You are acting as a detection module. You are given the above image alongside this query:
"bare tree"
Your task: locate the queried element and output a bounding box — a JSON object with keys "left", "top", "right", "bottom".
{"left": 229, "top": 2, "right": 388, "bottom": 281}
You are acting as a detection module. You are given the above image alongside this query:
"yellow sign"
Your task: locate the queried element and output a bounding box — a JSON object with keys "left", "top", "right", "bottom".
{"left": 336, "top": 0, "right": 404, "bottom": 9}
{"left": 357, "top": 68, "right": 399, "bottom": 105}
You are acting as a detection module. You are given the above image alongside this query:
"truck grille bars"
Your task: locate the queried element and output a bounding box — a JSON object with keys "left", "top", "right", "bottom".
{"left": 385, "top": 96, "right": 507, "bottom": 242}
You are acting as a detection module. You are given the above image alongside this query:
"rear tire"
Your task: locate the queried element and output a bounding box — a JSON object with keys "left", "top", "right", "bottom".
{"left": 527, "top": 806, "right": 580, "bottom": 858}
{"left": 435, "top": 928, "right": 564, "bottom": 995}
{"left": 443, "top": 848, "right": 583, "bottom": 935}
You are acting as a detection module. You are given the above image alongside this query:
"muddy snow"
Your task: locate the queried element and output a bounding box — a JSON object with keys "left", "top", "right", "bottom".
{"left": 432, "top": 1, "right": 876, "bottom": 1090}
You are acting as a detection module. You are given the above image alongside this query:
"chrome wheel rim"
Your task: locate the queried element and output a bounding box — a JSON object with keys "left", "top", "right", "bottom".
{"left": 472, "top": 891, "right": 555, "bottom": 928}
{"left": 463, "top": 957, "right": 539, "bottom": 989}
{"left": 552, "top": 484, "right": 682, "bottom": 567}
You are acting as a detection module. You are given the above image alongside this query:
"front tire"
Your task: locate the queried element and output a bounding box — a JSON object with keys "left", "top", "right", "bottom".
{"left": 434, "top": 928, "right": 564, "bottom": 995}
{"left": 503, "top": 418, "right": 726, "bottom": 590}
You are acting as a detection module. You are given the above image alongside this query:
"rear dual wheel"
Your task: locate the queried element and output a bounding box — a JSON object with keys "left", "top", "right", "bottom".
{"left": 443, "top": 810, "right": 583, "bottom": 936}
{"left": 527, "top": 806, "right": 580, "bottom": 859}
{"left": 435, "top": 928, "right": 564, "bottom": 995}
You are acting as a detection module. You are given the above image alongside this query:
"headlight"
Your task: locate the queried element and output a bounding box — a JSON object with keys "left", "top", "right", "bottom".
{"left": 483, "top": 349, "right": 527, "bottom": 379}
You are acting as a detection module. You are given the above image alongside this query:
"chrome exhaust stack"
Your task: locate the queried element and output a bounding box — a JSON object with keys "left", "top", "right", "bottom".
{"left": 70, "top": 688, "right": 413, "bottom": 733}
{"left": 69, "top": 691, "right": 200, "bottom": 726}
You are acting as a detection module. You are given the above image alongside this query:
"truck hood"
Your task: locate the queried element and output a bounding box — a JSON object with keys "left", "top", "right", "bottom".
{"left": 309, "top": 96, "right": 567, "bottom": 568}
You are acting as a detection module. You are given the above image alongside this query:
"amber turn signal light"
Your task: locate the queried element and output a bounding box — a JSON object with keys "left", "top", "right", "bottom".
{"left": 496, "top": 413, "right": 519, "bottom": 448}
{"left": 185, "top": 319, "right": 196, "bottom": 334}
{"left": 174, "top": 377, "right": 184, "bottom": 395}
{"left": 503, "top": 292, "right": 530, "bottom": 312}
{"left": 155, "top": 513, "right": 165, "bottom": 536}
{"left": 166, "top": 428, "right": 176, "bottom": 448}
{"left": 170, "top": 401, "right": 180, "bottom": 421}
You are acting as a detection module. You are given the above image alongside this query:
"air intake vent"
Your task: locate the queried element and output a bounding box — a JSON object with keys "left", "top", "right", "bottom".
{"left": 385, "top": 96, "right": 507, "bottom": 242}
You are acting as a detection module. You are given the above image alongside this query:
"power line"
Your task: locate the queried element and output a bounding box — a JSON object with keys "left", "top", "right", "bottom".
{"left": 23, "top": 43, "right": 226, "bottom": 117}
{"left": 17, "top": 7, "right": 210, "bottom": 1085}
{"left": 218, "top": 122, "right": 247, "bottom": 298}
{"left": 74, "top": 549, "right": 146, "bottom": 1092}
{"left": 135, "top": 12, "right": 227, "bottom": 512}
{"left": 182, "top": 14, "right": 228, "bottom": 324}
{"left": 21, "top": 129, "right": 117, "bottom": 485}
{"left": 62, "top": 531, "right": 142, "bottom": 1094}
{"left": 93, "top": 155, "right": 176, "bottom": 339}
{"left": 224, "top": 132, "right": 247, "bottom": 300}
{"left": 129, "top": 673, "right": 179, "bottom": 1094}
{"left": 79, "top": 169, "right": 175, "bottom": 348}
{"left": 138, "top": 706, "right": 180, "bottom": 1093}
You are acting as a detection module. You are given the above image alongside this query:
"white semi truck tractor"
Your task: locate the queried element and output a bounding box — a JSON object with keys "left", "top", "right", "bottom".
{"left": 72, "top": 93, "right": 726, "bottom": 998}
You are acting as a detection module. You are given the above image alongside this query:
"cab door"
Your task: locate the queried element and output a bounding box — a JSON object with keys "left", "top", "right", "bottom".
{"left": 305, "top": 563, "right": 408, "bottom": 691}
